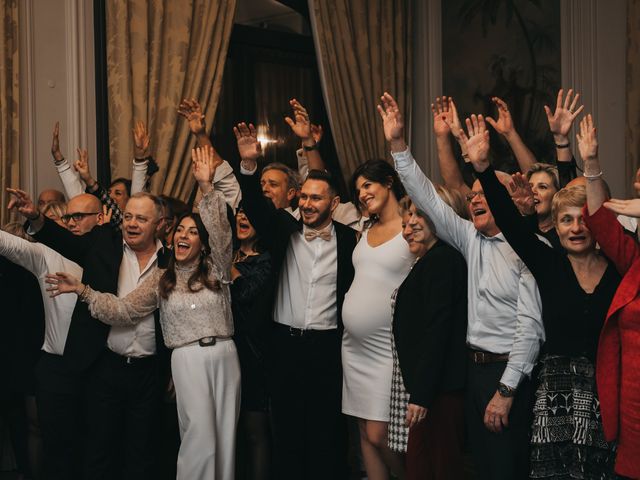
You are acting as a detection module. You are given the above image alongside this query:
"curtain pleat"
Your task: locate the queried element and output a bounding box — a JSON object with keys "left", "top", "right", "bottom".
{"left": 106, "top": 0, "right": 236, "bottom": 201}
{"left": 309, "top": 0, "right": 412, "bottom": 184}
{"left": 627, "top": 0, "right": 640, "bottom": 197}
{"left": 0, "top": 0, "right": 19, "bottom": 225}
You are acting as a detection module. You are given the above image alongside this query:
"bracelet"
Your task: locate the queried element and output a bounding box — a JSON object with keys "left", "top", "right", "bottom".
{"left": 78, "top": 284, "right": 89, "bottom": 302}
{"left": 303, "top": 143, "right": 318, "bottom": 152}
{"left": 583, "top": 170, "right": 603, "bottom": 180}
{"left": 555, "top": 142, "right": 570, "bottom": 149}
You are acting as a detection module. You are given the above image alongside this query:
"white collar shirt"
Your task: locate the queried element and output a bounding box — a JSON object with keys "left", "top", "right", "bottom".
{"left": 107, "top": 239, "right": 163, "bottom": 357}
{"left": 273, "top": 224, "right": 339, "bottom": 330}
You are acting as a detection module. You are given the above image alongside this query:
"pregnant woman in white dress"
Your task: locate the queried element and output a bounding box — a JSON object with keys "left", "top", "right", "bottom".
{"left": 342, "top": 160, "right": 415, "bottom": 480}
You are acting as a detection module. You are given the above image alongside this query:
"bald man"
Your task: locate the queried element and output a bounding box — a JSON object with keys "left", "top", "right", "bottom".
{"left": 37, "top": 189, "right": 66, "bottom": 212}
{"left": 61, "top": 194, "right": 104, "bottom": 235}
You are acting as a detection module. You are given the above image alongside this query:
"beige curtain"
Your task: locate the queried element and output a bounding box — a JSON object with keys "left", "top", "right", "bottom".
{"left": 627, "top": 0, "right": 640, "bottom": 197}
{"left": 0, "top": 0, "right": 19, "bottom": 225}
{"left": 309, "top": 0, "right": 412, "bottom": 183}
{"left": 106, "top": 0, "right": 236, "bottom": 200}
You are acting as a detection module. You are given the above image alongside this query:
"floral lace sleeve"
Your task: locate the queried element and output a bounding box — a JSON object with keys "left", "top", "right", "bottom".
{"left": 83, "top": 267, "right": 162, "bottom": 326}
{"left": 198, "top": 188, "right": 232, "bottom": 284}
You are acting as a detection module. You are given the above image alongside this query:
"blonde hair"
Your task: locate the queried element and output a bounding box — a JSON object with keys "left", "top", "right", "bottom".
{"left": 2, "top": 222, "right": 34, "bottom": 242}
{"left": 526, "top": 163, "right": 560, "bottom": 191}
{"left": 42, "top": 201, "right": 66, "bottom": 221}
{"left": 551, "top": 185, "right": 586, "bottom": 223}
{"left": 398, "top": 184, "right": 469, "bottom": 235}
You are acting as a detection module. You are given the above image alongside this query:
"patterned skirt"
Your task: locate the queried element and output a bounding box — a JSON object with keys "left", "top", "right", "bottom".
{"left": 388, "top": 334, "right": 411, "bottom": 453}
{"left": 530, "top": 354, "right": 616, "bottom": 479}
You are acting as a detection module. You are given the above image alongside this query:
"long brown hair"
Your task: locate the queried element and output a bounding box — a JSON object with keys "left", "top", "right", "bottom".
{"left": 158, "top": 212, "right": 219, "bottom": 299}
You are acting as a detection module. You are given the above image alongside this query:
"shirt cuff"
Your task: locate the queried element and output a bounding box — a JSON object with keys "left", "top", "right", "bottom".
{"left": 390, "top": 147, "right": 412, "bottom": 165}
{"left": 132, "top": 159, "right": 148, "bottom": 170}
{"left": 240, "top": 161, "right": 258, "bottom": 175}
{"left": 54, "top": 159, "right": 72, "bottom": 173}
{"left": 500, "top": 365, "right": 525, "bottom": 389}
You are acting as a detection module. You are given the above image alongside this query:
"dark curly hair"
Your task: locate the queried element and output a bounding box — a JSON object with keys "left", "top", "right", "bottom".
{"left": 350, "top": 159, "right": 406, "bottom": 218}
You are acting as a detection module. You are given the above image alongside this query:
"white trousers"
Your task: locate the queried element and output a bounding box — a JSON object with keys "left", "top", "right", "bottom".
{"left": 171, "top": 339, "right": 241, "bottom": 480}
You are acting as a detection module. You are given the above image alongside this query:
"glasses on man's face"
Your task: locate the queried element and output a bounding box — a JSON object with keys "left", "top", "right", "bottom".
{"left": 61, "top": 212, "right": 100, "bottom": 224}
{"left": 465, "top": 191, "right": 485, "bottom": 203}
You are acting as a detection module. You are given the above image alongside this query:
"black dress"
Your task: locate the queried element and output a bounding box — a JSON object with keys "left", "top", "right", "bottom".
{"left": 477, "top": 166, "right": 619, "bottom": 479}
{"left": 230, "top": 252, "right": 272, "bottom": 412}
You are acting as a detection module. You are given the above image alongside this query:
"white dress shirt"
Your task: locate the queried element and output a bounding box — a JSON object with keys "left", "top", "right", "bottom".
{"left": 107, "top": 239, "right": 163, "bottom": 357}
{"left": 273, "top": 225, "right": 339, "bottom": 330}
{"left": 393, "top": 148, "right": 545, "bottom": 389}
{"left": 0, "top": 229, "right": 83, "bottom": 355}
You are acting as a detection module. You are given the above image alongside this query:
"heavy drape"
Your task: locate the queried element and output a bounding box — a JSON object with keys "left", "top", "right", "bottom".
{"left": 627, "top": 0, "right": 640, "bottom": 196}
{"left": 0, "top": 0, "right": 19, "bottom": 225}
{"left": 106, "top": 0, "right": 236, "bottom": 200}
{"left": 309, "top": 0, "right": 412, "bottom": 183}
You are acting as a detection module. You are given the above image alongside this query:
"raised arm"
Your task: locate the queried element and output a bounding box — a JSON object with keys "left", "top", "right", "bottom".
{"left": 51, "top": 122, "right": 84, "bottom": 198}
{"left": 74, "top": 149, "right": 123, "bottom": 228}
{"left": 286, "top": 98, "right": 325, "bottom": 172}
{"left": 131, "top": 121, "right": 151, "bottom": 194}
{"left": 579, "top": 115, "right": 606, "bottom": 215}
{"left": 432, "top": 97, "right": 470, "bottom": 195}
{"left": 0, "top": 228, "right": 47, "bottom": 275}
{"left": 192, "top": 147, "right": 233, "bottom": 279}
{"left": 46, "top": 269, "right": 161, "bottom": 327}
{"left": 544, "top": 88, "right": 584, "bottom": 164}
{"left": 378, "top": 92, "right": 473, "bottom": 253}
{"left": 485, "top": 97, "right": 536, "bottom": 173}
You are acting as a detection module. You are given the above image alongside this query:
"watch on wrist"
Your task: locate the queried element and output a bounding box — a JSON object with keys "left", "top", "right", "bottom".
{"left": 303, "top": 143, "right": 318, "bottom": 152}
{"left": 497, "top": 382, "right": 516, "bottom": 398}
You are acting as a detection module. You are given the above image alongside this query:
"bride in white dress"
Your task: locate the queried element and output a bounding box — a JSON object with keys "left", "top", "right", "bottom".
{"left": 342, "top": 159, "right": 415, "bottom": 480}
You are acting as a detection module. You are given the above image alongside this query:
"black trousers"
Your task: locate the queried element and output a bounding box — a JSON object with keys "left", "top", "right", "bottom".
{"left": 84, "top": 349, "right": 161, "bottom": 480}
{"left": 35, "top": 352, "right": 85, "bottom": 480}
{"left": 268, "top": 325, "right": 348, "bottom": 480}
{"left": 465, "top": 359, "right": 533, "bottom": 480}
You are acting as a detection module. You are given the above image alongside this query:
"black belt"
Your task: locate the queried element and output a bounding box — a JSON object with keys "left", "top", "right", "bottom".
{"left": 273, "top": 322, "right": 337, "bottom": 338}
{"left": 105, "top": 348, "right": 156, "bottom": 366}
{"left": 467, "top": 348, "right": 509, "bottom": 364}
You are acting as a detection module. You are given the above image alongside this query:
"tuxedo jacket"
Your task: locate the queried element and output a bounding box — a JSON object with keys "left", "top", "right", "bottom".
{"left": 32, "top": 218, "right": 169, "bottom": 373}
{"left": 237, "top": 171, "right": 356, "bottom": 331}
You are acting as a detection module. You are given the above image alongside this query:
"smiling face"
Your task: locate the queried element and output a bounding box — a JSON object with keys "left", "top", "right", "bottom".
{"left": 173, "top": 216, "right": 203, "bottom": 264}
{"left": 401, "top": 204, "right": 436, "bottom": 257}
{"left": 529, "top": 171, "right": 558, "bottom": 218}
{"left": 260, "top": 169, "right": 296, "bottom": 210}
{"left": 467, "top": 179, "right": 500, "bottom": 237}
{"left": 555, "top": 206, "right": 595, "bottom": 255}
{"left": 298, "top": 178, "right": 338, "bottom": 229}
{"left": 108, "top": 181, "right": 130, "bottom": 211}
{"left": 122, "top": 196, "right": 162, "bottom": 251}
{"left": 355, "top": 176, "right": 391, "bottom": 216}
{"left": 235, "top": 210, "right": 257, "bottom": 243}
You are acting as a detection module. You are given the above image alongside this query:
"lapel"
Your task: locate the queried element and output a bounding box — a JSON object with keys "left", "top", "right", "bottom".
{"left": 606, "top": 259, "right": 640, "bottom": 322}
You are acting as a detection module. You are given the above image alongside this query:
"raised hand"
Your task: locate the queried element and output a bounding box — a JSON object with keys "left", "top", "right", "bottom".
{"left": 486, "top": 97, "right": 515, "bottom": 138}
{"left": 508, "top": 172, "right": 536, "bottom": 216}
{"left": 73, "top": 148, "right": 94, "bottom": 185}
{"left": 431, "top": 96, "right": 453, "bottom": 138}
{"left": 51, "top": 122, "right": 64, "bottom": 162}
{"left": 132, "top": 121, "right": 151, "bottom": 159}
{"left": 233, "top": 122, "right": 262, "bottom": 167}
{"left": 603, "top": 198, "right": 640, "bottom": 218}
{"left": 7, "top": 188, "right": 39, "bottom": 220}
{"left": 45, "top": 272, "right": 84, "bottom": 297}
{"left": 576, "top": 114, "right": 598, "bottom": 162}
{"left": 310, "top": 123, "right": 324, "bottom": 144}
{"left": 377, "top": 92, "right": 406, "bottom": 151}
{"left": 102, "top": 205, "right": 113, "bottom": 224}
{"left": 544, "top": 88, "right": 584, "bottom": 142}
{"left": 285, "top": 99, "right": 312, "bottom": 141}
{"left": 461, "top": 114, "right": 490, "bottom": 170}
{"left": 177, "top": 98, "right": 207, "bottom": 137}
{"left": 191, "top": 146, "right": 216, "bottom": 193}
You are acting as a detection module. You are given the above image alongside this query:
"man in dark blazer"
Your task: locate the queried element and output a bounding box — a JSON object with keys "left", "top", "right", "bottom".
{"left": 235, "top": 123, "right": 356, "bottom": 480}
{"left": 18, "top": 191, "right": 168, "bottom": 480}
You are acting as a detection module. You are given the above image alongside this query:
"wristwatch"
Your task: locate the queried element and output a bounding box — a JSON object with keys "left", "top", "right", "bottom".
{"left": 497, "top": 383, "right": 516, "bottom": 398}
{"left": 303, "top": 143, "right": 319, "bottom": 152}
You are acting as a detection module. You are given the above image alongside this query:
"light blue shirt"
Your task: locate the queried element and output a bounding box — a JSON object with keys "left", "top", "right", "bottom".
{"left": 392, "top": 148, "right": 545, "bottom": 388}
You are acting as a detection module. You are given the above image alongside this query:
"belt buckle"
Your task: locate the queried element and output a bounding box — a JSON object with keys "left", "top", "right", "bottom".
{"left": 126, "top": 356, "right": 133, "bottom": 365}
{"left": 474, "top": 351, "right": 485, "bottom": 363}
{"left": 199, "top": 336, "right": 217, "bottom": 347}
{"left": 289, "top": 327, "right": 304, "bottom": 337}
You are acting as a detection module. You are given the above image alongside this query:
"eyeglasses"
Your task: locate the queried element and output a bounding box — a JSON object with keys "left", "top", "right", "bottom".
{"left": 61, "top": 212, "right": 100, "bottom": 224}
{"left": 465, "top": 191, "right": 485, "bottom": 203}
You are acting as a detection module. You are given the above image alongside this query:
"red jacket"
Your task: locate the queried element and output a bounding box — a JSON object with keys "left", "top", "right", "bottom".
{"left": 584, "top": 205, "right": 640, "bottom": 479}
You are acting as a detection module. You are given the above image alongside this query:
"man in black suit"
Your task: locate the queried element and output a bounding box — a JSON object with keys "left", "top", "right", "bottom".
{"left": 16, "top": 190, "right": 167, "bottom": 480}
{"left": 234, "top": 123, "right": 357, "bottom": 480}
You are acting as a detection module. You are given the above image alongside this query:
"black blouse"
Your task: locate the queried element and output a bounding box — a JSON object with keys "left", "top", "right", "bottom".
{"left": 477, "top": 166, "right": 620, "bottom": 361}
